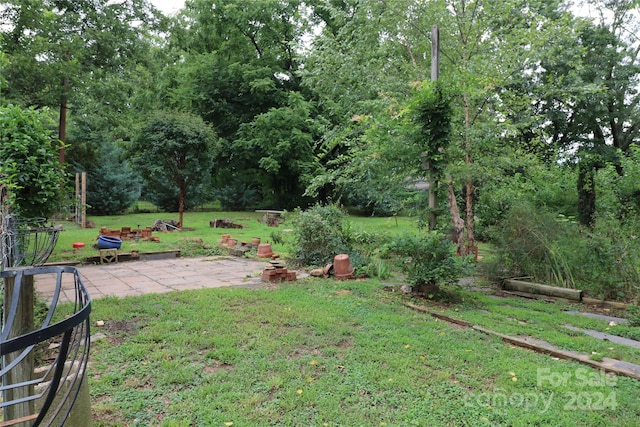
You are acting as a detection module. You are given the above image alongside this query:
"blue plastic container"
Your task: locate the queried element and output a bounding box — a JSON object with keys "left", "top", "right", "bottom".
{"left": 97, "top": 235, "right": 122, "bottom": 250}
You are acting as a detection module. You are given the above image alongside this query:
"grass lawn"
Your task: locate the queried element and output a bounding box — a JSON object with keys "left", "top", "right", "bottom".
{"left": 49, "top": 211, "right": 414, "bottom": 264}
{"left": 41, "top": 210, "right": 640, "bottom": 425}
{"left": 85, "top": 279, "right": 640, "bottom": 426}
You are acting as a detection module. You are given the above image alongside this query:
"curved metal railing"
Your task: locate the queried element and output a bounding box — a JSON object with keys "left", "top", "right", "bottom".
{"left": 1, "top": 216, "right": 60, "bottom": 270}
{"left": 1, "top": 266, "right": 91, "bottom": 426}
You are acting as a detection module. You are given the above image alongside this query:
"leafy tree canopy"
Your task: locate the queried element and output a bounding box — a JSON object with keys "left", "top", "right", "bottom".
{"left": 0, "top": 105, "right": 66, "bottom": 220}
{"left": 130, "top": 111, "right": 218, "bottom": 226}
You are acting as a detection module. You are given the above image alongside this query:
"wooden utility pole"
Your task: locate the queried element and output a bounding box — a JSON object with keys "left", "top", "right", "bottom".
{"left": 81, "top": 172, "right": 87, "bottom": 229}
{"left": 428, "top": 25, "right": 440, "bottom": 231}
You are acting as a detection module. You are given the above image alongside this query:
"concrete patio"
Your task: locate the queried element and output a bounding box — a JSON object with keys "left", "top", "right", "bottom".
{"left": 34, "top": 256, "right": 270, "bottom": 303}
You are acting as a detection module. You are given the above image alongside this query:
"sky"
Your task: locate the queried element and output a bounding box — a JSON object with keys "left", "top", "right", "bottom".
{"left": 150, "top": 0, "right": 185, "bottom": 15}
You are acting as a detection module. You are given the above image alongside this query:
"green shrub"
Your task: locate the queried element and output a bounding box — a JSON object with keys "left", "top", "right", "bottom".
{"left": 269, "top": 229, "right": 284, "bottom": 245}
{"left": 363, "top": 256, "right": 392, "bottom": 280}
{"left": 387, "top": 232, "right": 471, "bottom": 292}
{"left": 86, "top": 143, "right": 141, "bottom": 215}
{"left": 291, "top": 204, "right": 351, "bottom": 267}
{"left": 0, "top": 105, "right": 66, "bottom": 219}
{"left": 214, "top": 181, "right": 259, "bottom": 210}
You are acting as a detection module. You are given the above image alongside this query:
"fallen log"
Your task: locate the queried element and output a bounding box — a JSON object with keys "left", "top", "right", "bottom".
{"left": 503, "top": 279, "right": 583, "bottom": 301}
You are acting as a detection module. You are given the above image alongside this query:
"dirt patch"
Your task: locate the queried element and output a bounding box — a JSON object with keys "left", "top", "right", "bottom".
{"left": 286, "top": 346, "right": 323, "bottom": 359}
{"left": 203, "top": 363, "right": 234, "bottom": 374}
{"left": 103, "top": 318, "right": 140, "bottom": 334}
{"left": 336, "top": 337, "right": 353, "bottom": 349}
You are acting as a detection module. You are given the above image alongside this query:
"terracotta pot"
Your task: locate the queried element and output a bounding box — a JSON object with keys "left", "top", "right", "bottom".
{"left": 226, "top": 238, "right": 238, "bottom": 247}
{"left": 333, "top": 254, "right": 354, "bottom": 278}
{"left": 252, "top": 237, "right": 261, "bottom": 245}
{"left": 257, "top": 243, "right": 273, "bottom": 258}
{"left": 220, "top": 234, "right": 231, "bottom": 244}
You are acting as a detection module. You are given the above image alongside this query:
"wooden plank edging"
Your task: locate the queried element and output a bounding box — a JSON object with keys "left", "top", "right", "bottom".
{"left": 404, "top": 302, "right": 640, "bottom": 382}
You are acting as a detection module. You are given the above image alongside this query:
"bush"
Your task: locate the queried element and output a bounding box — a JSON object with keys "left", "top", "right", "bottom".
{"left": 387, "top": 232, "right": 472, "bottom": 294}
{"left": 86, "top": 143, "right": 141, "bottom": 215}
{"left": 0, "top": 105, "right": 66, "bottom": 219}
{"left": 291, "top": 204, "right": 351, "bottom": 267}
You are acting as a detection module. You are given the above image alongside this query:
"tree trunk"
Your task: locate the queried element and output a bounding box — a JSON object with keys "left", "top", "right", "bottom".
{"left": 463, "top": 93, "right": 474, "bottom": 256}
{"left": 58, "top": 77, "right": 68, "bottom": 164}
{"left": 465, "top": 180, "right": 474, "bottom": 256}
{"left": 178, "top": 179, "right": 185, "bottom": 229}
{"left": 577, "top": 162, "right": 596, "bottom": 227}
{"left": 447, "top": 183, "right": 465, "bottom": 255}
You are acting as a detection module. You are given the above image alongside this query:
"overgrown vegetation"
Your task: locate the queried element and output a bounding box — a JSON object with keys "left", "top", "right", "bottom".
{"left": 290, "top": 204, "right": 352, "bottom": 267}
{"left": 487, "top": 200, "right": 640, "bottom": 301}
{"left": 3, "top": 0, "right": 640, "bottom": 300}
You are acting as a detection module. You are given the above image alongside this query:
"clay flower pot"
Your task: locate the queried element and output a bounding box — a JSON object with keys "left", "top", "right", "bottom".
{"left": 252, "top": 237, "right": 261, "bottom": 245}
{"left": 333, "top": 254, "right": 354, "bottom": 278}
{"left": 226, "top": 238, "right": 238, "bottom": 247}
{"left": 257, "top": 243, "right": 273, "bottom": 258}
{"left": 220, "top": 234, "right": 231, "bottom": 244}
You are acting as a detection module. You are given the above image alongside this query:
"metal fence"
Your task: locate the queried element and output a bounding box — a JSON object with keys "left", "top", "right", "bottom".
{"left": 1, "top": 216, "right": 60, "bottom": 270}
{"left": 1, "top": 266, "right": 92, "bottom": 426}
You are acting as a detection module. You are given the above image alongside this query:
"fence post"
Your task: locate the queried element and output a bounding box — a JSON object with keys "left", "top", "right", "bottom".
{"left": 2, "top": 273, "right": 36, "bottom": 426}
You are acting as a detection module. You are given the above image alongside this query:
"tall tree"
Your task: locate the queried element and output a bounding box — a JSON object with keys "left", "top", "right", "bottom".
{"left": 302, "top": 0, "right": 435, "bottom": 211}
{"left": 0, "top": 0, "right": 163, "bottom": 162}
{"left": 162, "top": 0, "right": 315, "bottom": 207}
{"left": 521, "top": 1, "right": 640, "bottom": 226}
{"left": 236, "top": 92, "right": 323, "bottom": 208}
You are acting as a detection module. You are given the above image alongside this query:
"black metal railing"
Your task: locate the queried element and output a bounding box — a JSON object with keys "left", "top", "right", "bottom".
{"left": 1, "top": 217, "right": 60, "bottom": 269}
{"left": 1, "top": 266, "right": 91, "bottom": 426}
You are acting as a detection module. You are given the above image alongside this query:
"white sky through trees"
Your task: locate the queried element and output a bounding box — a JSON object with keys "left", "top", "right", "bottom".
{"left": 150, "top": 0, "right": 185, "bottom": 15}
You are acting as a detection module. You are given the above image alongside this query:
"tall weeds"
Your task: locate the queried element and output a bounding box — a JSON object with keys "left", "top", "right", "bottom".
{"left": 488, "top": 202, "right": 640, "bottom": 301}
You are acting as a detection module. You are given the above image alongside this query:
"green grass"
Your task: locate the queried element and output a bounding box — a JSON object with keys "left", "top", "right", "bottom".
{"left": 84, "top": 279, "right": 640, "bottom": 426}
{"left": 49, "top": 211, "right": 416, "bottom": 264}
{"left": 413, "top": 287, "right": 640, "bottom": 367}
{"left": 43, "top": 210, "right": 640, "bottom": 424}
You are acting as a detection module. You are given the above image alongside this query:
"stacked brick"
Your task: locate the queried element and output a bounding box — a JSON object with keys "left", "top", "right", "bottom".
{"left": 262, "top": 260, "right": 297, "bottom": 282}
